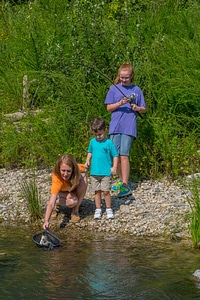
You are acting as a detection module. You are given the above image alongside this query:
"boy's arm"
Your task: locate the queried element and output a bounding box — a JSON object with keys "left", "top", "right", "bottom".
{"left": 84, "top": 153, "right": 92, "bottom": 169}
{"left": 110, "top": 156, "right": 118, "bottom": 175}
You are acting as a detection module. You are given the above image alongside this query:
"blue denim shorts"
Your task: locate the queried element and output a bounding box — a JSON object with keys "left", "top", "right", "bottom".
{"left": 110, "top": 134, "right": 134, "bottom": 156}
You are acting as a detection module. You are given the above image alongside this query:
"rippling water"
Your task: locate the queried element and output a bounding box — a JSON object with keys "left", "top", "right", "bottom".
{"left": 0, "top": 226, "right": 200, "bottom": 299}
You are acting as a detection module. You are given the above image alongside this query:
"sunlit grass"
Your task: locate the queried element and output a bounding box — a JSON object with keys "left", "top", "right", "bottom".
{"left": 20, "top": 177, "right": 43, "bottom": 221}
{"left": 185, "top": 176, "right": 200, "bottom": 248}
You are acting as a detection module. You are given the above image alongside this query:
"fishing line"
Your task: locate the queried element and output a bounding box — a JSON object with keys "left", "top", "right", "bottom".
{"left": 74, "top": 62, "right": 143, "bottom": 119}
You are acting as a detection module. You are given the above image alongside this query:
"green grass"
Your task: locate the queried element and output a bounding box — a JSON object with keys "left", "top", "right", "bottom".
{"left": 185, "top": 177, "right": 200, "bottom": 248}
{"left": 20, "top": 177, "right": 43, "bottom": 221}
{"left": 0, "top": 0, "right": 199, "bottom": 179}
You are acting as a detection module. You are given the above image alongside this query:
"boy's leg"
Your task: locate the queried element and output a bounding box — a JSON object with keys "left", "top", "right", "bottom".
{"left": 94, "top": 190, "right": 102, "bottom": 208}
{"left": 102, "top": 177, "right": 114, "bottom": 219}
{"left": 103, "top": 191, "right": 111, "bottom": 208}
{"left": 103, "top": 191, "right": 114, "bottom": 219}
{"left": 91, "top": 176, "right": 102, "bottom": 219}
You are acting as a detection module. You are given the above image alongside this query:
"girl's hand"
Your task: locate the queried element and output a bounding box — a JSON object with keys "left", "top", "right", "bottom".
{"left": 131, "top": 104, "right": 138, "bottom": 111}
{"left": 120, "top": 97, "right": 129, "bottom": 105}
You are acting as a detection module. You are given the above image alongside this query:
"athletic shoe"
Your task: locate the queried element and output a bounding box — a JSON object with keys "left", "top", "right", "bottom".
{"left": 51, "top": 205, "right": 60, "bottom": 219}
{"left": 106, "top": 208, "right": 114, "bottom": 219}
{"left": 71, "top": 212, "right": 80, "bottom": 223}
{"left": 94, "top": 208, "right": 102, "bottom": 219}
{"left": 111, "top": 180, "right": 123, "bottom": 191}
{"left": 117, "top": 185, "right": 132, "bottom": 197}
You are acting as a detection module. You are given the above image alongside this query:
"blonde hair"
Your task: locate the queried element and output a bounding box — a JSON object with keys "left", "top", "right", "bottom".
{"left": 114, "top": 62, "right": 134, "bottom": 84}
{"left": 53, "top": 154, "right": 81, "bottom": 191}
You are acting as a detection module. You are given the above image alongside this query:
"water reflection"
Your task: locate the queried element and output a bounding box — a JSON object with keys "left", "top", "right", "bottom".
{"left": 0, "top": 226, "right": 200, "bottom": 299}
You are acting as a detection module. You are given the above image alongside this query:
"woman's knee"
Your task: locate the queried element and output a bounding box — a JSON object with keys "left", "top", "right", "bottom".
{"left": 66, "top": 192, "right": 78, "bottom": 208}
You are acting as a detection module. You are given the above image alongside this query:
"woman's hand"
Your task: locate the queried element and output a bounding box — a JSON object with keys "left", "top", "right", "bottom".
{"left": 43, "top": 220, "right": 49, "bottom": 230}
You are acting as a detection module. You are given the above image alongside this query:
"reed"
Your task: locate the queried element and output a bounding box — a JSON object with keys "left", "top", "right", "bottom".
{"left": 185, "top": 177, "right": 200, "bottom": 248}
{"left": 20, "top": 177, "right": 43, "bottom": 221}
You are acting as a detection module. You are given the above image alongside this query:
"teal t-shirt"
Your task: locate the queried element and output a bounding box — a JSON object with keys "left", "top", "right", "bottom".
{"left": 88, "top": 138, "right": 118, "bottom": 176}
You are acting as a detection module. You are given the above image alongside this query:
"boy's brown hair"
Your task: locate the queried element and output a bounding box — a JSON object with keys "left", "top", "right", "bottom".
{"left": 91, "top": 118, "right": 106, "bottom": 133}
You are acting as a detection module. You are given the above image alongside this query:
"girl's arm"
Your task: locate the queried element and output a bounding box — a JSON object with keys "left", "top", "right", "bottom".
{"left": 106, "top": 97, "right": 129, "bottom": 112}
{"left": 131, "top": 104, "right": 147, "bottom": 113}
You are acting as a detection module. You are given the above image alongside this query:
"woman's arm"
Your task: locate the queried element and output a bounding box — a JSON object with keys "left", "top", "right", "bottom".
{"left": 43, "top": 194, "right": 57, "bottom": 229}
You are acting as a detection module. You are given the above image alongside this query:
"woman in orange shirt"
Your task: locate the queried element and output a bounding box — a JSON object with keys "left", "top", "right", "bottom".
{"left": 43, "top": 154, "right": 87, "bottom": 230}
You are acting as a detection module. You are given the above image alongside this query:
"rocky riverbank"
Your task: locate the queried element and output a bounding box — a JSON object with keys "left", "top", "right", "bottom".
{"left": 0, "top": 168, "right": 195, "bottom": 239}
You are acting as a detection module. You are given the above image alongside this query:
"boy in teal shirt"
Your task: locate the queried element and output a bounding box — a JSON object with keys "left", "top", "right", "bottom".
{"left": 85, "top": 118, "right": 118, "bottom": 219}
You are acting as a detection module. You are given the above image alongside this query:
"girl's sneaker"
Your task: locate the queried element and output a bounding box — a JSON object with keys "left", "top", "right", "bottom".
{"left": 94, "top": 208, "right": 102, "bottom": 219}
{"left": 106, "top": 208, "right": 114, "bottom": 219}
{"left": 117, "top": 185, "right": 132, "bottom": 197}
{"left": 111, "top": 180, "right": 123, "bottom": 191}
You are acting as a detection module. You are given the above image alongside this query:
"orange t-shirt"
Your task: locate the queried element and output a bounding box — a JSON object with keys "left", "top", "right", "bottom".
{"left": 50, "top": 164, "right": 86, "bottom": 194}
{"left": 50, "top": 173, "right": 71, "bottom": 194}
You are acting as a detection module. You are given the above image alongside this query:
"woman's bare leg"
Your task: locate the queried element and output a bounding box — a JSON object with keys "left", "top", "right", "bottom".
{"left": 72, "top": 176, "right": 87, "bottom": 213}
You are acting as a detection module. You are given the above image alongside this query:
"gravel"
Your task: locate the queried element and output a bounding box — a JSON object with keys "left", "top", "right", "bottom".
{"left": 0, "top": 168, "right": 194, "bottom": 239}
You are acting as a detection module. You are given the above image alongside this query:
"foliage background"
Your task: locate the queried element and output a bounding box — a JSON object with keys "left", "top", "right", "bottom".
{"left": 0, "top": 0, "right": 199, "bottom": 179}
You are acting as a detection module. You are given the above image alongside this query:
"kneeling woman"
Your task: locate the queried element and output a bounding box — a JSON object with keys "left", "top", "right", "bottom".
{"left": 43, "top": 154, "right": 87, "bottom": 230}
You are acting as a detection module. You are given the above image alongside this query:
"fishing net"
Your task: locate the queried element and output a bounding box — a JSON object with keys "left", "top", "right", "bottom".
{"left": 32, "top": 230, "right": 60, "bottom": 250}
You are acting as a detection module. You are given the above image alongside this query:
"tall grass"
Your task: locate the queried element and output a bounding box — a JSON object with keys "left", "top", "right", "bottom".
{"left": 0, "top": 0, "right": 199, "bottom": 178}
{"left": 20, "top": 177, "right": 43, "bottom": 221}
{"left": 185, "top": 176, "right": 200, "bottom": 248}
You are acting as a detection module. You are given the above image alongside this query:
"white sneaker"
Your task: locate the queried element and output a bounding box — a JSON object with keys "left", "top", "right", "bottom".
{"left": 94, "top": 209, "right": 102, "bottom": 219}
{"left": 106, "top": 208, "right": 114, "bottom": 219}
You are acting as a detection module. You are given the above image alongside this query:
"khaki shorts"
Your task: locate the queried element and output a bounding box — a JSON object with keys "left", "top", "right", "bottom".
{"left": 91, "top": 176, "right": 112, "bottom": 192}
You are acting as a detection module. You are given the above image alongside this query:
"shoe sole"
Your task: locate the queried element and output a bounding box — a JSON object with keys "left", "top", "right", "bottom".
{"left": 117, "top": 191, "right": 132, "bottom": 198}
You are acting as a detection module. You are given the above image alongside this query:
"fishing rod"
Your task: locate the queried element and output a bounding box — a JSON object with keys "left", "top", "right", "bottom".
{"left": 79, "top": 63, "right": 143, "bottom": 119}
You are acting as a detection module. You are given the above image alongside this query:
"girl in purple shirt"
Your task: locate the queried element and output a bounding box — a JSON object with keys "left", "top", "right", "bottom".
{"left": 105, "top": 62, "right": 147, "bottom": 197}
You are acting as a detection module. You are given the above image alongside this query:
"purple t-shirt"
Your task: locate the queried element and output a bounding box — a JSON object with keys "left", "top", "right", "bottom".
{"left": 104, "top": 84, "right": 146, "bottom": 138}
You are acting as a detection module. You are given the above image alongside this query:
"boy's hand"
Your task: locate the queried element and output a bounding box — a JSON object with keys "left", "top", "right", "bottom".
{"left": 110, "top": 166, "right": 117, "bottom": 175}
{"left": 84, "top": 162, "right": 90, "bottom": 169}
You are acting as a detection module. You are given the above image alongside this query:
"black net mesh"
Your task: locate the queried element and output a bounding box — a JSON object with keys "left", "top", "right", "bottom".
{"left": 32, "top": 230, "right": 60, "bottom": 250}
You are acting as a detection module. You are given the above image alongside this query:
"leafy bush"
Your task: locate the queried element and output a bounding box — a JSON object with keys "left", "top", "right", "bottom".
{"left": 0, "top": 0, "right": 199, "bottom": 179}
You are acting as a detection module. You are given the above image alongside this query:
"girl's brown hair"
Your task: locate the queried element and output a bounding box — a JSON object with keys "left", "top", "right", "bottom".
{"left": 114, "top": 62, "right": 134, "bottom": 84}
{"left": 53, "top": 154, "right": 81, "bottom": 191}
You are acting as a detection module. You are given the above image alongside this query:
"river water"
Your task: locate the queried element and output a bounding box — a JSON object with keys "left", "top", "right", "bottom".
{"left": 0, "top": 226, "right": 200, "bottom": 300}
